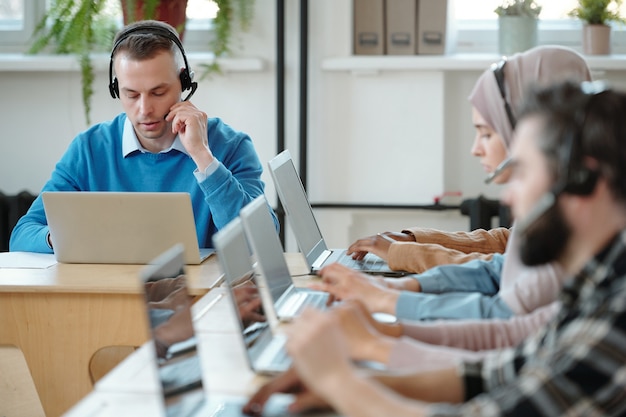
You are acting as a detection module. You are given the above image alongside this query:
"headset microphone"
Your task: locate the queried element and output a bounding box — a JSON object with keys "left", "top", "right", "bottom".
{"left": 515, "top": 191, "right": 556, "bottom": 234}
{"left": 485, "top": 157, "right": 512, "bottom": 184}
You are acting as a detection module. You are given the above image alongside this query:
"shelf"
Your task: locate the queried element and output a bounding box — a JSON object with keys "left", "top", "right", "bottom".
{"left": 0, "top": 53, "right": 266, "bottom": 73}
{"left": 321, "top": 54, "right": 626, "bottom": 73}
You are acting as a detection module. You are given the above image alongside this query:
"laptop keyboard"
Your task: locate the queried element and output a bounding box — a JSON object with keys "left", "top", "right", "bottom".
{"left": 255, "top": 334, "right": 291, "bottom": 371}
{"left": 160, "top": 354, "right": 203, "bottom": 397}
{"left": 337, "top": 251, "right": 386, "bottom": 271}
{"left": 278, "top": 291, "right": 328, "bottom": 318}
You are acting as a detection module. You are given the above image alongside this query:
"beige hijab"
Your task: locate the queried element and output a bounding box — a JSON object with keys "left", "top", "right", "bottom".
{"left": 468, "top": 45, "right": 592, "bottom": 150}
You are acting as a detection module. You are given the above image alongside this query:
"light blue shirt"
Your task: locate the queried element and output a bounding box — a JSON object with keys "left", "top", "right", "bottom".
{"left": 395, "top": 254, "right": 514, "bottom": 320}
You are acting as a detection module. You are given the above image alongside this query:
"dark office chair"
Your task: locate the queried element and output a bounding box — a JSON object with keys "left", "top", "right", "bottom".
{"left": 460, "top": 195, "right": 512, "bottom": 231}
{"left": 0, "top": 191, "right": 37, "bottom": 252}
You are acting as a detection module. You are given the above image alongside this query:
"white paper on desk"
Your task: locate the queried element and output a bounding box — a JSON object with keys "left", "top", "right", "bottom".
{"left": 0, "top": 252, "right": 57, "bottom": 268}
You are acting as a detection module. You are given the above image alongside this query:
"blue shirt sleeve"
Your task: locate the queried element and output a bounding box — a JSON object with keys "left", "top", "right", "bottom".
{"left": 393, "top": 255, "right": 511, "bottom": 320}
{"left": 8, "top": 194, "right": 52, "bottom": 253}
{"left": 416, "top": 255, "right": 505, "bottom": 295}
{"left": 395, "top": 291, "right": 514, "bottom": 321}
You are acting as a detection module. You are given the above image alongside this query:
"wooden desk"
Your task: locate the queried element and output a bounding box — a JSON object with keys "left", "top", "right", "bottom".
{"left": 0, "top": 256, "right": 224, "bottom": 417}
{"left": 62, "top": 253, "right": 332, "bottom": 417}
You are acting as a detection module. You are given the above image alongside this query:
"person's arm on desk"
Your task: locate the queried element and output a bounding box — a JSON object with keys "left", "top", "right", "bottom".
{"left": 244, "top": 308, "right": 463, "bottom": 417}
{"left": 9, "top": 194, "right": 54, "bottom": 253}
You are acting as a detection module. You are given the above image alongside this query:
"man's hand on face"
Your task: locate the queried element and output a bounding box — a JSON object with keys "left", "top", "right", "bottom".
{"left": 165, "top": 101, "right": 215, "bottom": 171}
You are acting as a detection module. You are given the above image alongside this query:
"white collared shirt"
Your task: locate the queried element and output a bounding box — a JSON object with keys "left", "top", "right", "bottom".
{"left": 121, "top": 117, "right": 219, "bottom": 181}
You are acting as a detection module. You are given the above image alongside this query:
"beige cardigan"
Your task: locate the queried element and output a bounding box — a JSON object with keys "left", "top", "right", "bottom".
{"left": 386, "top": 227, "right": 511, "bottom": 273}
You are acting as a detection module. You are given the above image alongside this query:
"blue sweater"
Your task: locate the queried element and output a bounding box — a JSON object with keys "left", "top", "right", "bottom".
{"left": 10, "top": 114, "right": 277, "bottom": 253}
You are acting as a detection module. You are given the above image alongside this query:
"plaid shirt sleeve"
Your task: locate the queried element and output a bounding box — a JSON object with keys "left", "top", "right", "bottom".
{"left": 425, "top": 234, "right": 626, "bottom": 417}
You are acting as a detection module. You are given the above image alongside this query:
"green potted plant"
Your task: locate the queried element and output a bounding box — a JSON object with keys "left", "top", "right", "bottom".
{"left": 495, "top": 0, "right": 542, "bottom": 55}
{"left": 569, "top": 0, "right": 625, "bottom": 54}
{"left": 28, "top": 0, "right": 255, "bottom": 125}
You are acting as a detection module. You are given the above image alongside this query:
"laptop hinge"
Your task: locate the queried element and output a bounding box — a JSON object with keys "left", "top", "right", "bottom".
{"left": 311, "top": 249, "right": 332, "bottom": 269}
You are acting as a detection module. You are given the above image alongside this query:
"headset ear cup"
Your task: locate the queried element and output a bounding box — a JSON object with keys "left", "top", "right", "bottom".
{"left": 109, "top": 77, "right": 119, "bottom": 99}
{"left": 564, "top": 168, "right": 599, "bottom": 195}
{"left": 179, "top": 69, "right": 191, "bottom": 92}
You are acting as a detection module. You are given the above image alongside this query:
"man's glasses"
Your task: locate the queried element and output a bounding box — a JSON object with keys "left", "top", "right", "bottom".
{"left": 492, "top": 58, "right": 517, "bottom": 130}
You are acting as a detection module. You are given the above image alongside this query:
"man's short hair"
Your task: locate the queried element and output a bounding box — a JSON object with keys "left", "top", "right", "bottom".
{"left": 111, "top": 20, "right": 184, "bottom": 68}
{"left": 518, "top": 81, "right": 626, "bottom": 203}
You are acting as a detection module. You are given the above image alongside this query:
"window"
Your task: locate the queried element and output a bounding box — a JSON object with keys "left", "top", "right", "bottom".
{"left": 455, "top": 0, "right": 582, "bottom": 20}
{"left": 0, "top": 1, "right": 44, "bottom": 50}
{"left": 454, "top": 0, "right": 626, "bottom": 53}
{"left": 0, "top": 0, "right": 219, "bottom": 52}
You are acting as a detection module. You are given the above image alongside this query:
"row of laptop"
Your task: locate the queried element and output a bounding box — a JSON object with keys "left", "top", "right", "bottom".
{"left": 140, "top": 193, "right": 393, "bottom": 416}
{"left": 138, "top": 195, "right": 330, "bottom": 416}
{"left": 135, "top": 150, "right": 403, "bottom": 417}
{"left": 139, "top": 239, "right": 304, "bottom": 417}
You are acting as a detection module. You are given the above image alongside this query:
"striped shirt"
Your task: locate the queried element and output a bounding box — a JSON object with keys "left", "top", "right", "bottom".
{"left": 428, "top": 229, "right": 626, "bottom": 417}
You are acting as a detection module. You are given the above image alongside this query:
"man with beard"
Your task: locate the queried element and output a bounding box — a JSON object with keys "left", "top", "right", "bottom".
{"left": 243, "top": 81, "right": 626, "bottom": 416}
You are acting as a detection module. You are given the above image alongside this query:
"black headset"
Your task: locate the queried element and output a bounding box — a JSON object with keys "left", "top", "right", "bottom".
{"left": 108, "top": 24, "right": 198, "bottom": 101}
{"left": 554, "top": 90, "right": 602, "bottom": 197}
{"left": 491, "top": 58, "right": 517, "bottom": 130}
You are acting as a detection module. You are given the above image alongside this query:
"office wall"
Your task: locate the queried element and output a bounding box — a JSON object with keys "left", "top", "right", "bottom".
{"left": 2, "top": 1, "right": 623, "bottom": 251}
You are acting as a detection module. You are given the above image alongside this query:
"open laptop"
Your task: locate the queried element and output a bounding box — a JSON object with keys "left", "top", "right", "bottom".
{"left": 240, "top": 196, "right": 328, "bottom": 322}
{"left": 42, "top": 191, "right": 214, "bottom": 264}
{"left": 213, "top": 218, "right": 292, "bottom": 375}
{"left": 267, "top": 150, "right": 407, "bottom": 277}
{"left": 139, "top": 244, "right": 300, "bottom": 417}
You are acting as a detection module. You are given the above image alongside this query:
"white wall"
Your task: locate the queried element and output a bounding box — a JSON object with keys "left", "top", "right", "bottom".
{"left": 2, "top": 0, "right": 626, "bottom": 251}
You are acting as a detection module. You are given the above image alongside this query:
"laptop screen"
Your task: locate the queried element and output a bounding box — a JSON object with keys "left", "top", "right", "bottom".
{"left": 212, "top": 218, "right": 272, "bottom": 368}
{"left": 140, "top": 244, "right": 206, "bottom": 417}
{"left": 268, "top": 151, "right": 328, "bottom": 265}
{"left": 240, "top": 196, "right": 293, "bottom": 305}
{"left": 43, "top": 191, "right": 212, "bottom": 264}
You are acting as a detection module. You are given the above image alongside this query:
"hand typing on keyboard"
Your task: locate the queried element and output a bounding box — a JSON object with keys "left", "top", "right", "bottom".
{"left": 346, "top": 232, "right": 414, "bottom": 261}
{"left": 310, "top": 263, "right": 401, "bottom": 315}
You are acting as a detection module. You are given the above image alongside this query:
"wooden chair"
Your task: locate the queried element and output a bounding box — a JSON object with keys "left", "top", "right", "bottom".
{"left": 0, "top": 345, "right": 45, "bottom": 417}
{"left": 89, "top": 345, "right": 137, "bottom": 384}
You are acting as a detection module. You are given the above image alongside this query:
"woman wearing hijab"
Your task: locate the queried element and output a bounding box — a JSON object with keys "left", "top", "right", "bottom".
{"left": 347, "top": 45, "right": 593, "bottom": 274}
{"left": 310, "top": 46, "right": 592, "bottom": 325}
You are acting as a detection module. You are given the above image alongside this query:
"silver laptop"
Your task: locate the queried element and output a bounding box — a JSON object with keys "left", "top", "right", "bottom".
{"left": 213, "top": 218, "right": 292, "bottom": 375}
{"left": 240, "top": 196, "right": 328, "bottom": 322}
{"left": 42, "top": 191, "right": 214, "bottom": 264}
{"left": 139, "top": 244, "right": 300, "bottom": 417}
{"left": 268, "top": 150, "right": 407, "bottom": 277}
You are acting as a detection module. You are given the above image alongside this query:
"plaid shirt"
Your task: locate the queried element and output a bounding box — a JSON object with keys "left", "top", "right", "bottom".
{"left": 428, "top": 229, "right": 626, "bottom": 417}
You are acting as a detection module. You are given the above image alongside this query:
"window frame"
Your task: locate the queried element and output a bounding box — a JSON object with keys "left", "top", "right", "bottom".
{"left": 3, "top": 1, "right": 626, "bottom": 55}
{"left": 0, "top": 0, "right": 216, "bottom": 53}
{"left": 0, "top": 1, "right": 45, "bottom": 51}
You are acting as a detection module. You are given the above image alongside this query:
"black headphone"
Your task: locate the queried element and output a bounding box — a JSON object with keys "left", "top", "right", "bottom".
{"left": 555, "top": 90, "right": 602, "bottom": 197}
{"left": 108, "top": 24, "right": 198, "bottom": 101}
{"left": 491, "top": 58, "right": 517, "bottom": 130}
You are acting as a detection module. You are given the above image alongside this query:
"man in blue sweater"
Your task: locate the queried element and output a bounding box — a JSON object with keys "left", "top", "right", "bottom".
{"left": 10, "top": 20, "right": 276, "bottom": 253}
